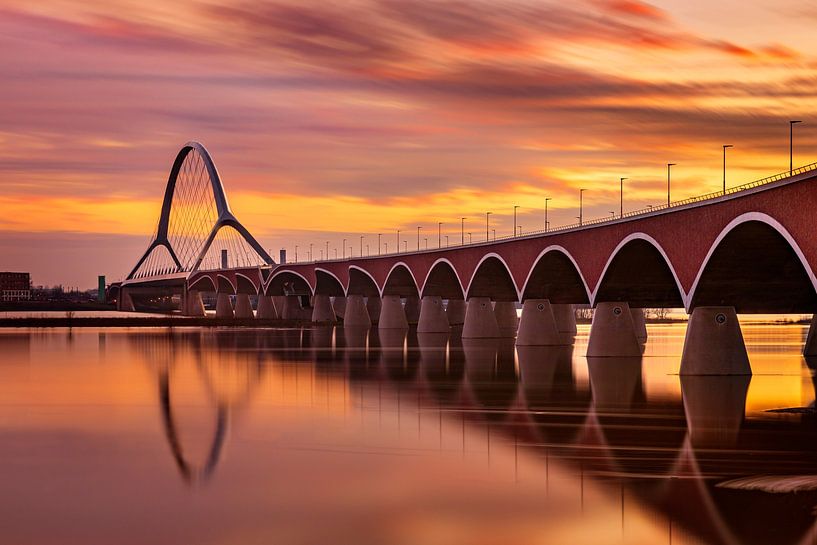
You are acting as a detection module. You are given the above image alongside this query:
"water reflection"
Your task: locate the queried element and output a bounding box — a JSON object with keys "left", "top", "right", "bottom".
{"left": 3, "top": 324, "right": 817, "bottom": 544}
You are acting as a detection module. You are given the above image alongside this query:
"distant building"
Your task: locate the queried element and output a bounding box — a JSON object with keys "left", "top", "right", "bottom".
{"left": 0, "top": 272, "right": 31, "bottom": 301}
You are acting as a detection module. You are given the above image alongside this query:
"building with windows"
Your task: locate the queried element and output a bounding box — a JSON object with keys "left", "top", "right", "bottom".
{"left": 0, "top": 272, "right": 31, "bottom": 301}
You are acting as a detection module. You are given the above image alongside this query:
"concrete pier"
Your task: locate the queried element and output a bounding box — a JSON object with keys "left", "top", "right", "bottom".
{"left": 366, "top": 296, "right": 382, "bottom": 325}
{"left": 186, "top": 290, "right": 206, "bottom": 317}
{"left": 552, "top": 304, "right": 577, "bottom": 340}
{"left": 494, "top": 301, "right": 519, "bottom": 337}
{"left": 586, "top": 302, "right": 641, "bottom": 357}
{"left": 516, "top": 299, "right": 563, "bottom": 346}
{"left": 215, "top": 293, "right": 234, "bottom": 319}
{"left": 680, "top": 306, "right": 750, "bottom": 375}
{"left": 417, "top": 295, "right": 449, "bottom": 333}
{"left": 379, "top": 295, "right": 408, "bottom": 329}
{"left": 119, "top": 289, "right": 136, "bottom": 312}
{"left": 234, "top": 294, "right": 254, "bottom": 319}
{"left": 280, "top": 295, "right": 302, "bottom": 320}
{"left": 630, "top": 308, "right": 648, "bottom": 342}
{"left": 311, "top": 294, "right": 336, "bottom": 323}
{"left": 256, "top": 295, "right": 277, "bottom": 319}
{"left": 343, "top": 294, "right": 372, "bottom": 328}
{"left": 462, "top": 297, "right": 500, "bottom": 338}
{"left": 804, "top": 314, "right": 817, "bottom": 356}
{"left": 446, "top": 299, "right": 466, "bottom": 325}
{"left": 332, "top": 296, "right": 347, "bottom": 320}
{"left": 404, "top": 295, "right": 421, "bottom": 324}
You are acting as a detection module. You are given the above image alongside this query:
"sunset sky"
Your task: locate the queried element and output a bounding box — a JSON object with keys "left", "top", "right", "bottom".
{"left": 2, "top": 0, "right": 817, "bottom": 286}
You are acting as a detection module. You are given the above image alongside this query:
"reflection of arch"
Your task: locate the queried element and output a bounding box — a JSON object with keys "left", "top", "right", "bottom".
{"left": 593, "top": 234, "right": 684, "bottom": 308}
{"left": 520, "top": 246, "right": 590, "bottom": 303}
{"left": 688, "top": 214, "right": 817, "bottom": 312}
{"left": 465, "top": 253, "right": 519, "bottom": 301}
{"left": 159, "top": 369, "right": 227, "bottom": 484}
{"left": 127, "top": 142, "right": 272, "bottom": 280}
{"left": 266, "top": 269, "right": 313, "bottom": 296}
{"left": 382, "top": 262, "right": 420, "bottom": 297}
{"left": 421, "top": 258, "right": 465, "bottom": 299}
{"left": 315, "top": 268, "right": 345, "bottom": 296}
{"left": 347, "top": 265, "right": 380, "bottom": 297}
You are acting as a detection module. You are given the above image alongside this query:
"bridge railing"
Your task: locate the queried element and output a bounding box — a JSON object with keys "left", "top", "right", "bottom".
{"left": 297, "top": 160, "right": 817, "bottom": 263}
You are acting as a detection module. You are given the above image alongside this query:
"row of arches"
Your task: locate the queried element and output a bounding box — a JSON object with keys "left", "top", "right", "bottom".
{"left": 269, "top": 214, "right": 817, "bottom": 313}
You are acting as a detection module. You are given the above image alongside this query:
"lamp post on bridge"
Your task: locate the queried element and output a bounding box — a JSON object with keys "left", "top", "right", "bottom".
{"left": 619, "top": 177, "right": 627, "bottom": 218}
{"left": 360, "top": 235, "right": 363, "bottom": 257}
{"left": 513, "top": 205, "right": 520, "bottom": 237}
{"left": 342, "top": 239, "right": 346, "bottom": 259}
{"left": 445, "top": 235, "right": 449, "bottom": 247}
{"left": 377, "top": 234, "right": 381, "bottom": 256}
{"left": 438, "top": 222, "right": 442, "bottom": 248}
{"left": 325, "top": 241, "right": 329, "bottom": 260}
{"left": 334, "top": 248, "right": 338, "bottom": 259}
{"left": 460, "top": 217, "right": 466, "bottom": 245}
{"left": 424, "top": 237, "right": 428, "bottom": 250}
{"left": 295, "top": 245, "right": 298, "bottom": 263}
{"left": 579, "top": 189, "right": 586, "bottom": 226}
{"left": 791, "top": 120, "right": 802, "bottom": 174}
{"left": 722, "top": 144, "right": 733, "bottom": 195}
{"left": 396, "top": 229, "right": 400, "bottom": 254}
{"left": 544, "top": 197, "right": 551, "bottom": 233}
{"left": 485, "top": 212, "right": 492, "bottom": 242}
{"left": 403, "top": 240, "right": 407, "bottom": 252}
{"left": 366, "top": 244, "right": 369, "bottom": 256}
{"left": 467, "top": 232, "right": 472, "bottom": 244}
{"left": 309, "top": 243, "right": 313, "bottom": 261}
{"left": 667, "top": 163, "right": 676, "bottom": 206}
{"left": 417, "top": 226, "right": 421, "bottom": 251}
{"left": 492, "top": 228, "right": 496, "bottom": 240}
{"left": 384, "top": 242, "right": 388, "bottom": 253}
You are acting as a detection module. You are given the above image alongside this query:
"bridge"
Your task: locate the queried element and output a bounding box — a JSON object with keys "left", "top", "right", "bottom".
{"left": 116, "top": 141, "right": 817, "bottom": 375}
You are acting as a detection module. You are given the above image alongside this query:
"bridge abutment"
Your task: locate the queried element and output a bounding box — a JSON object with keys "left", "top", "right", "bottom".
{"left": 417, "top": 295, "right": 449, "bottom": 333}
{"left": 446, "top": 299, "right": 466, "bottom": 325}
{"left": 256, "top": 295, "right": 277, "bottom": 319}
{"left": 493, "top": 301, "right": 519, "bottom": 337}
{"left": 312, "top": 294, "right": 336, "bottom": 323}
{"left": 185, "top": 290, "right": 206, "bottom": 317}
{"left": 379, "top": 295, "right": 408, "bottom": 329}
{"left": 680, "top": 306, "right": 751, "bottom": 375}
{"left": 344, "top": 294, "right": 372, "bottom": 328}
{"left": 586, "top": 302, "right": 641, "bottom": 357}
{"left": 215, "top": 293, "right": 234, "bottom": 319}
{"left": 462, "top": 297, "right": 500, "bottom": 338}
{"left": 552, "top": 304, "right": 577, "bottom": 341}
{"left": 630, "top": 308, "right": 648, "bottom": 342}
{"left": 517, "top": 299, "right": 564, "bottom": 346}
{"left": 234, "top": 294, "right": 254, "bottom": 319}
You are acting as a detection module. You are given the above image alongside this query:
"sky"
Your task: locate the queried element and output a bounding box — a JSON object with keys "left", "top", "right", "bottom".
{"left": 2, "top": 0, "right": 817, "bottom": 287}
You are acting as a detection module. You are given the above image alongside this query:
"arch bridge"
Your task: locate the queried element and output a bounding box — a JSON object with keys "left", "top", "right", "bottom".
{"left": 120, "top": 142, "right": 817, "bottom": 375}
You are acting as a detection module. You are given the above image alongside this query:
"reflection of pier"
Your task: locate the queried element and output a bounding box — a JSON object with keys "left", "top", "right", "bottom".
{"left": 129, "top": 326, "right": 817, "bottom": 544}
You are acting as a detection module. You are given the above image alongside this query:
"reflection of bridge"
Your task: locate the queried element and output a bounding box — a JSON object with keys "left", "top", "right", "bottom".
{"left": 117, "top": 142, "right": 817, "bottom": 375}
{"left": 131, "top": 328, "right": 817, "bottom": 545}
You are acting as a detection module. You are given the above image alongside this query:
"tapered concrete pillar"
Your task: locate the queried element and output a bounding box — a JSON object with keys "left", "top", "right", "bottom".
{"left": 404, "top": 295, "right": 421, "bottom": 324}
{"left": 446, "top": 299, "right": 466, "bottom": 325}
{"left": 281, "top": 295, "right": 302, "bottom": 320}
{"left": 417, "top": 295, "right": 449, "bottom": 333}
{"left": 680, "top": 306, "right": 750, "bottom": 375}
{"left": 366, "top": 296, "right": 382, "bottom": 325}
{"left": 333, "top": 296, "right": 347, "bottom": 320}
{"left": 552, "top": 304, "right": 577, "bottom": 338}
{"left": 517, "top": 299, "right": 563, "bottom": 346}
{"left": 379, "top": 295, "right": 408, "bottom": 329}
{"left": 494, "top": 301, "right": 519, "bottom": 337}
{"left": 462, "top": 297, "right": 500, "bottom": 338}
{"left": 215, "top": 293, "right": 234, "bottom": 319}
{"left": 804, "top": 313, "right": 817, "bottom": 356}
{"left": 185, "top": 290, "right": 206, "bottom": 317}
{"left": 586, "top": 302, "right": 641, "bottom": 357}
{"left": 343, "top": 294, "right": 372, "bottom": 328}
{"left": 256, "top": 295, "right": 277, "bottom": 319}
{"left": 119, "top": 289, "right": 135, "bottom": 312}
{"left": 630, "top": 308, "right": 648, "bottom": 342}
{"left": 312, "top": 294, "right": 336, "bottom": 323}
{"left": 234, "top": 294, "right": 254, "bottom": 319}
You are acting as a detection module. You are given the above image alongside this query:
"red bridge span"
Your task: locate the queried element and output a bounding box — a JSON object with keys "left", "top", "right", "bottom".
{"left": 117, "top": 142, "right": 817, "bottom": 375}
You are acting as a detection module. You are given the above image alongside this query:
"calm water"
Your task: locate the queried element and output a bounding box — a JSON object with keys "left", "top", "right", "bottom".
{"left": 1, "top": 322, "right": 816, "bottom": 545}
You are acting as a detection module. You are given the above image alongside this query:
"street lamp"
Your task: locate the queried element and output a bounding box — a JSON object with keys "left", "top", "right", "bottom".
{"left": 609, "top": 211, "right": 615, "bottom": 218}
{"left": 485, "top": 212, "right": 492, "bottom": 241}
{"left": 460, "top": 217, "right": 466, "bottom": 245}
{"left": 445, "top": 235, "right": 449, "bottom": 247}
{"left": 342, "top": 238, "right": 346, "bottom": 259}
{"left": 360, "top": 235, "right": 363, "bottom": 257}
{"left": 513, "top": 205, "right": 520, "bottom": 237}
{"left": 492, "top": 228, "right": 496, "bottom": 240}
{"left": 384, "top": 242, "right": 388, "bottom": 253}
{"left": 791, "top": 120, "right": 802, "bottom": 173}
{"left": 325, "top": 241, "right": 329, "bottom": 260}
{"left": 667, "top": 163, "right": 676, "bottom": 206}
{"left": 619, "top": 177, "right": 627, "bottom": 217}
{"left": 295, "top": 245, "right": 298, "bottom": 263}
{"left": 424, "top": 237, "right": 428, "bottom": 250}
{"left": 403, "top": 240, "right": 407, "bottom": 252}
{"left": 377, "top": 234, "right": 381, "bottom": 256}
{"left": 467, "top": 232, "right": 472, "bottom": 244}
{"left": 334, "top": 248, "right": 338, "bottom": 259}
{"left": 579, "top": 189, "right": 587, "bottom": 226}
{"left": 722, "top": 145, "right": 733, "bottom": 195}
{"left": 417, "top": 226, "right": 421, "bottom": 251}
{"left": 544, "top": 198, "right": 551, "bottom": 233}
{"left": 518, "top": 225, "right": 523, "bottom": 236}
{"left": 396, "top": 229, "right": 400, "bottom": 254}
{"left": 309, "top": 243, "right": 313, "bottom": 261}
{"left": 438, "top": 222, "right": 442, "bottom": 248}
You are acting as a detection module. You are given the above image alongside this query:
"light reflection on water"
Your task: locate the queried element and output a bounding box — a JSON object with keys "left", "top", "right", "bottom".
{"left": 0, "top": 323, "right": 816, "bottom": 545}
